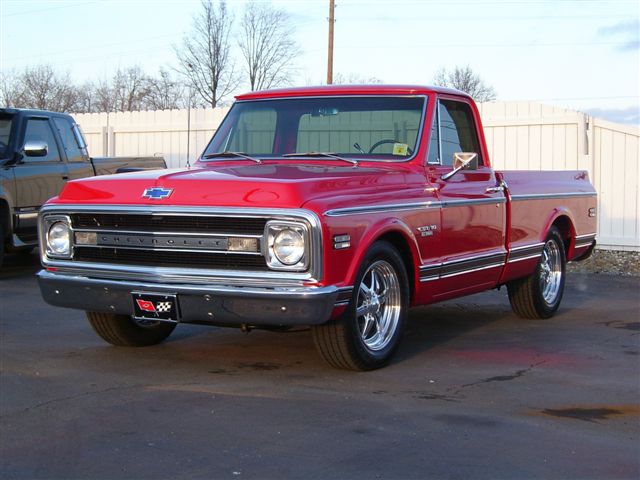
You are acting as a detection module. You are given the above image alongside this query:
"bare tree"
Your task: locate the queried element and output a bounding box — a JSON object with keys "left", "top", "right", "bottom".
{"left": 432, "top": 65, "right": 497, "bottom": 102}
{"left": 175, "top": 0, "right": 239, "bottom": 108}
{"left": 144, "top": 68, "right": 187, "bottom": 110}
{"left": 333, "top": 73, "right": 383, "bottom": 85}
{"left": 111, "top": 66, "right": 151, "bottom": 112}
{"left": 73, "top": 82, "right": 97, "bottom": 113}
{"left": 0, "top": 69, "right": 26, "bottom": 107}
{"left": 2, "top": 65, "right": 80, "bottom": 112}
{"left": 93, "top": 77, "right": 116, "bottom": 113}
{"left": 238, "top": 2, "right": 299, "bottom": 91}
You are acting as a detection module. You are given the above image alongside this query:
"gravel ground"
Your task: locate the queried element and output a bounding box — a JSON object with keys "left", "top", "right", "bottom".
{"left": 568, "top": 249, "right": 640, "bottom": 276}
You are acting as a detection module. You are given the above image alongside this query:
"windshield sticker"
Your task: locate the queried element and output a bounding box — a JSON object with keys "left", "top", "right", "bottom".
{"left": 392, "top": 143, "right": 409, "bottom": 156}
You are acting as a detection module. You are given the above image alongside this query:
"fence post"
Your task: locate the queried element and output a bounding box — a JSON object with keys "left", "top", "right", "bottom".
{"left": 107, "top": 126, "right": 115, "bottom": 157}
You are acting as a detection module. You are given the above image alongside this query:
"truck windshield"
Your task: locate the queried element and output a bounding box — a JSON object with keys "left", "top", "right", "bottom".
{"left": 0, "top": 114, "right": 13, "bottom": 159}
{"left": 202, "top": 96, "right": 426, "bottom": 162}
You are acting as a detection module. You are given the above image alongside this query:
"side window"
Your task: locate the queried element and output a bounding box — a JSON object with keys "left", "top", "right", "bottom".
{"left": 53, "top": 117, "right": 85, "bottom": 162}
{"left": 23, "top": 119, "right": 61, "bottom": 162}
{"left": 438, "top": 100, "right": 482, "bottom": 166}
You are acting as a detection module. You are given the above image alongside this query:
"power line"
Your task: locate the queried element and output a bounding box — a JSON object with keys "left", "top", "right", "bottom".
{"left": 0, "top": 1, "right": 100, "bottom": 18}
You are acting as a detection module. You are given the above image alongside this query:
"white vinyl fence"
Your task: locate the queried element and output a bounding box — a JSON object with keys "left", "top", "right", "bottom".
{"left": 73, "top": 101, "right": 640, "bottom": 251}
{"left": 478, "top": 102, "right": 639, "bottom": 251}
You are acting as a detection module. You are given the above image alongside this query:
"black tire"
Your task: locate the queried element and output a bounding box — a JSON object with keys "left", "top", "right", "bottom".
{"left": 312, "top": 241, "right": 409, "bottom": 371}
{"left": 86, "top": 311, "right": 176, "bottom": 347}
{"left": 507, "top": 226, "right": 566, "bottom": 319}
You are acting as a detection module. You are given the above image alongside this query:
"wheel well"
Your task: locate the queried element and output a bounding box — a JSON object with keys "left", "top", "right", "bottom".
{"left": 551, "top": 215, "right": 573, "bottom": 255}
{"left": 377, "top": 231, "right": 416, "bottom": 302}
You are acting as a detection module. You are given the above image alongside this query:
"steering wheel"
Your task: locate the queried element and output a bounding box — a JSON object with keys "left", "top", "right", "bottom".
{"left": 368, "top": 139, "right": 414, "bottom": 155}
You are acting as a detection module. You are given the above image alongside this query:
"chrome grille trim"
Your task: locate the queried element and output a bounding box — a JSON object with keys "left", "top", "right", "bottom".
{"left": 40, "top": 205, "right": 323, "bottom": 284}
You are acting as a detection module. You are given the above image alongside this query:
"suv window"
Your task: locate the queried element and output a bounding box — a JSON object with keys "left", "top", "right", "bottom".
{"left": 0, "top": 114, "right": 13, "bottom": 158}
{"left": 23, "top": 118, "right": 61, "bottom": 162}
{"left": 53, "top": 117, "right": 85, "bottom": 162}
{"left": 436, "top": 100, "right": 482, "bottom": 166}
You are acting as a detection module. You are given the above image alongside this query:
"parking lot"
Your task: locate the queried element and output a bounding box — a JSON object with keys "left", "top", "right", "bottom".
{"left": 1, "top": 252, "right": 638, "bottom": 480}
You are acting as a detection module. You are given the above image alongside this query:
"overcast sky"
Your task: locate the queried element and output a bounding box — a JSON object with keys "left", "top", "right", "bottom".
{"left": 1, "top": 0, "right": 638, "bottom": 124}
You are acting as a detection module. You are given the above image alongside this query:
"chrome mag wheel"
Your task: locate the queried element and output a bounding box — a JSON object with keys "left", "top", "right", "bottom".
{"left": 539, "top": 239, "right": 563, "bottom": 306}
{"left": 355, "top": 259, "right": 402, "bottom": 351}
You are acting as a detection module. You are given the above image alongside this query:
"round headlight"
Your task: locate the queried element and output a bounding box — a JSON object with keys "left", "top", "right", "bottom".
{"left": 273, "top": 228, "right": 305, "bottom": 265}
{"left": 47, "top": 221, "right": 71, "bottom": 256}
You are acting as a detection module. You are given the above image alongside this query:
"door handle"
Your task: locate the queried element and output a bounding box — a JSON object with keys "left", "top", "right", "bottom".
{"left": 485, "top": 185, "right": 504, "bottom": 193}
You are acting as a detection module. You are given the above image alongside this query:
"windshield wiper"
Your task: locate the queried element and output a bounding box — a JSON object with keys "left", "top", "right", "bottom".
{"left": 203, "top": 151, "right": 262, "bottom": 164}
{"left": 282, "top": 151, "right": 358, "bottom": 166}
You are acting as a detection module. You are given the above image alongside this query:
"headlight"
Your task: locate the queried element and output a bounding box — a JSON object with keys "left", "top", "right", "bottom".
{"left": 265, "top": 221, "right": 309, "bottom": 271}
{"left": 274, "top": 229, "right": 305, "bottom": 265}
{"left": 44, "top": 218, "right": 72, "bottom": 258}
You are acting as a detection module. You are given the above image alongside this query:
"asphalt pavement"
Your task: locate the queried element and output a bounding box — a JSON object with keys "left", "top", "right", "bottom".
{"left": 1, "top": 252, "right": 639, "bottom": 480}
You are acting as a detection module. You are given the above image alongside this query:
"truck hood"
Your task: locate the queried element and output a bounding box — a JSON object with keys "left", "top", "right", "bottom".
{"left": 54, "top": 163, "right": 424, "bottom": 210}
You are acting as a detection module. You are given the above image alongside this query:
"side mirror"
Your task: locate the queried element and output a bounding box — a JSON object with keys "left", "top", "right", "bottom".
{"left": 441, "top": 152, "right": 478, "bottom": 181}
{"left": 23, "top": 141, "right": 48, "bottom": 157}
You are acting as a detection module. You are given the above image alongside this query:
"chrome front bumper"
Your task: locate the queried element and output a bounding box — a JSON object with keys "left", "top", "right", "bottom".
{"left": 37, "top": 270, "right": 349, "bottom": 326}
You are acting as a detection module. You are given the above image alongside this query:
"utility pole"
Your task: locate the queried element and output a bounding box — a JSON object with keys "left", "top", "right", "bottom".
{"left": 327, "top": 0, "right": 335, "bottom": 84}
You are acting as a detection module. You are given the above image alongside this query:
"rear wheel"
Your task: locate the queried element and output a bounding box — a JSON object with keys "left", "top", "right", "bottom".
{"left": 312, "top": 241, "right": 409, "bottom": 370}
{"left": 87, "top": 311, "right": 176, "bottom": 347}
{"left": 507, "top": 226, "right": 566, "bottom": 319}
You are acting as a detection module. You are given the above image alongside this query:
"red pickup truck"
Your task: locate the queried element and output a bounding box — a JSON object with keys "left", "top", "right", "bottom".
{"left": 37, "top": 85, "right": 597, "bottom": 370}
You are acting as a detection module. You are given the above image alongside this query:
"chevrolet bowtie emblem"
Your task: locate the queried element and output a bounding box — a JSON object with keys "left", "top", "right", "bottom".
{"left": 142, "top": 187, "right": 173, "bottom": 200}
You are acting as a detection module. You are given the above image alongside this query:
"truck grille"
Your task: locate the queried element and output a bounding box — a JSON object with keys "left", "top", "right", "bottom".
{"left": 71, "top": 213, "right": 266, "bottom": 235}
{"left": 74, "top": 247, "right": 268, "bottom": 270}
{"left": 70, "top": 212, "right": 268, "bottom": 271}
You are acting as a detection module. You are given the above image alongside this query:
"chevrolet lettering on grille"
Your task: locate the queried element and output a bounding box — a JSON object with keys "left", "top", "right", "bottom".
{"left": 98, "top": 233, "right": 228, "bottom": 250}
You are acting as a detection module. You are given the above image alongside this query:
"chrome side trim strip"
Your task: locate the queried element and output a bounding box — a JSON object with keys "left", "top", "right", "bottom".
{"left": 441, "top": 197, "right": 506, "bottom": 208}
{"left": 325, "top": 201, "right": 440, "bottom": 217}
{"left": 575, "top": 233, "right": 597, "bottom": 240}
{"left": 507, "top": 243, "right": 544, "bottom": 263}
{"left": 508, "top": 254, "right": 542, "bottom": 263}
{"left": 575, "top": 241, "right": 596, "bottom": 249}
{"left": 325, "top": 197, "right": 508, "bottom": 217}
{"left": 575, "top": 233, "right": 597, "bottom": 248}
{"left": 440, "top": 262, "right": 504, "bottom": 279}
{"left": 511, "top": 192, "right": 597, "bottom": 201}
{"left": 510, "top": 242, "right": 545, "bottom": 252}
{"left": 419, "top": 251, "right": 507, "bottom": 282}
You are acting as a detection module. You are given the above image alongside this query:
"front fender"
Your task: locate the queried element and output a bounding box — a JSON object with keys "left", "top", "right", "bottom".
{"left": 341, "top": 217, "right": 421, "bottom": 290}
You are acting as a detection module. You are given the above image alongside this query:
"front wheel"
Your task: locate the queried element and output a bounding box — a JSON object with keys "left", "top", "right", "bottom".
{"left": 312, "top": 241, "right": 409, "bottom": 370}
{"left": 507, "top": 226, "right": 566, "bottom": 319}
{"left": 87, "top": 311, "right": 176, "bottom": 347}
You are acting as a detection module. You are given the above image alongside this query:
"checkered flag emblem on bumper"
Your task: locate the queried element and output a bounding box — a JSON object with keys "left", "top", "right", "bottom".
{"left": 155, "top": 302, "right": 173, "bottom": 313}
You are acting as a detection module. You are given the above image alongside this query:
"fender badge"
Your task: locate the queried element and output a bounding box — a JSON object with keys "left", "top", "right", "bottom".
{"left": 142, "top": 187, "right": 173, "bottom": 200}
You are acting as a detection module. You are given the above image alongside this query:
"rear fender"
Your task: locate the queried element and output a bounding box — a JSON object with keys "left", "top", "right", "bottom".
{"left": 541, "top": 208, "right": 576, "bottom": 255}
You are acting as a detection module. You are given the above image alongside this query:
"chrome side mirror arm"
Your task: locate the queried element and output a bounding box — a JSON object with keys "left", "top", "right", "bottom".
{"left": 441, "top": 152, "right": 478, "bottom": 181}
